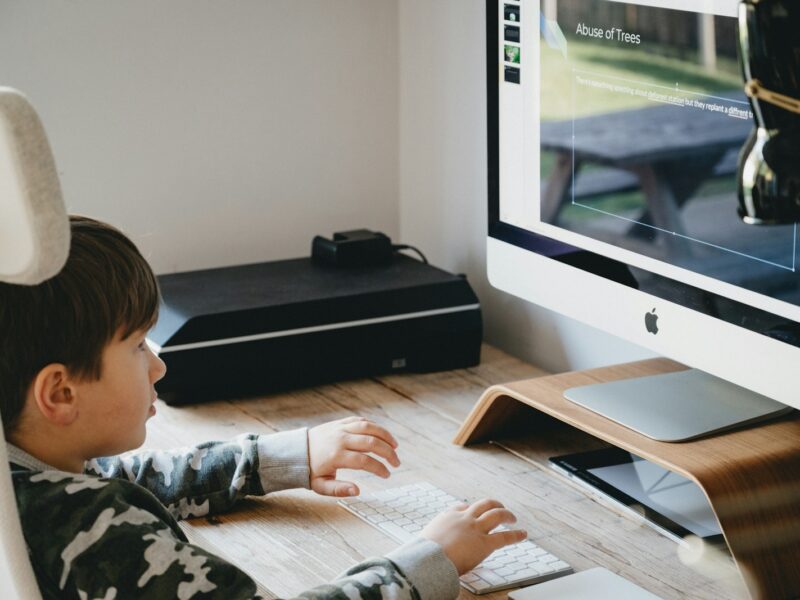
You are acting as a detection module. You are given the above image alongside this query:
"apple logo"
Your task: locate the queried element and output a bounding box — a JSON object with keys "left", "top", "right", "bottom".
{"left": 645, "top": 308, "right": 659, "bottom": 334}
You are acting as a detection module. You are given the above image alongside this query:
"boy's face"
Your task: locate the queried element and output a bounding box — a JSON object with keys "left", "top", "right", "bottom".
{"left": 75, "top": 328, "right": 166, "bottom": 458}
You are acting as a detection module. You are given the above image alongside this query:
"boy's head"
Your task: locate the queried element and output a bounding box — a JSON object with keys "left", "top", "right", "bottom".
{"left": 0, "top": 216, "right": 166, "bottom": 461}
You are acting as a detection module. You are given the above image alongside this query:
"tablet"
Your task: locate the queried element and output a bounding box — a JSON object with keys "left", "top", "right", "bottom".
{"left": 549, "top": 447, "right": 725, "bottom": 549}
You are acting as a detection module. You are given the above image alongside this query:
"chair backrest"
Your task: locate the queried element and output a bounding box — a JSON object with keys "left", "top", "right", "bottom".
{"left": 0, "top": 423, "right": 42, "bottom": 599}
{"left": 0, "top": 87, "right": 70, "bottom": 599}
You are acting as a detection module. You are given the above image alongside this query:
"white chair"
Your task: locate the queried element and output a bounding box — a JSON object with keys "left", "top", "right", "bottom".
{"left": 0, "top": 87, "right": 70, "bottom": 599}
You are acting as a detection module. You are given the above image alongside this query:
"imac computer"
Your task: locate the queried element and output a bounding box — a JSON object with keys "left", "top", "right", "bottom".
{"left": 488, "top": 0, "right": 800, "bottom": 441}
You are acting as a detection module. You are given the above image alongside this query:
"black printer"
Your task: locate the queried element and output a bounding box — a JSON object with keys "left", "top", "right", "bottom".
{"left": 149, "top": 255, "right": 482, "bottom": 404}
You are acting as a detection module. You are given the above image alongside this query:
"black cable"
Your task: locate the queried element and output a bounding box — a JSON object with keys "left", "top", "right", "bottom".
{"left": 392, "top": 244, "right": 428, "bottom": 264}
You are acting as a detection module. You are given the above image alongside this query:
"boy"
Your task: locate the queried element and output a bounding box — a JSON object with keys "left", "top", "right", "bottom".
{"left": 1, "top": 216, "right": 526, "bottom": 599}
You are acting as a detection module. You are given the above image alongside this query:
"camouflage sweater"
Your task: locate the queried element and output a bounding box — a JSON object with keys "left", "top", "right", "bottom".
{"left": 8, "top": 429, "right": 460, "bottom": 600}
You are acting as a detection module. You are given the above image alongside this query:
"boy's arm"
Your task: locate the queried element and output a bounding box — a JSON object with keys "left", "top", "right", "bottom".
{"left": 84, "top": 430, "right": 310, "bottom": 520}
{"left": 59, "top": 514, "right": 458, "bottom": 600}
{"left": 19, "top": 472, "right": 458, "bottom": 600}
{"left": 65, "top": 531, "right": 456, "bottom": 600}
{"left": 67, "top": 530, "right": 457, "bottom": 600}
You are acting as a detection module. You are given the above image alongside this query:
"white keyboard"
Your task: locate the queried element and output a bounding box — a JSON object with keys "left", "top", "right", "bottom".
{"left": 339, "top": 482, "right": 573, "bottom": 595}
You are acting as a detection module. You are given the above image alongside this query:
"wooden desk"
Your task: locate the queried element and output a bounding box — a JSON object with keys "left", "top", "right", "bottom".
{"left": 142, "top": 346, "right": 742, "bottom": 599}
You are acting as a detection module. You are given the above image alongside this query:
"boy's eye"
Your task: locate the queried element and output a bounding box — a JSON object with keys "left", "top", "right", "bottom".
{"left": 137, "top": 340, "right": 147, "bottom": 351}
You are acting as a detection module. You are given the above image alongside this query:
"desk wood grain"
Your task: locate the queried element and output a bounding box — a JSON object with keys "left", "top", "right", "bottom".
{"left": 142, "top": 346, "right": 738, "bottom": 599}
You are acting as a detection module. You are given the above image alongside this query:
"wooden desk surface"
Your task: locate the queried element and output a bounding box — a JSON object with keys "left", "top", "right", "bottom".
{"left": 142, "top": 345, "right": 740, "bottom": 600}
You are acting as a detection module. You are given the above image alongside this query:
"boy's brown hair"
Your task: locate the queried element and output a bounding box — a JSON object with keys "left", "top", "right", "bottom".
{"left": 0, "top": 215, "right": 159, "bottom": 432}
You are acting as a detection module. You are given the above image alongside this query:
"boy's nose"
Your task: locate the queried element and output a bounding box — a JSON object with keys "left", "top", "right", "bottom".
{"left": 151, "top": 352, "right": 167, "bottom": 383}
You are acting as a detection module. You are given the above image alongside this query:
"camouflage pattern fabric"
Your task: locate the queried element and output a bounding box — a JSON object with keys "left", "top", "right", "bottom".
{"left": 10, "top": 435, "right": 425, "bottom": 600}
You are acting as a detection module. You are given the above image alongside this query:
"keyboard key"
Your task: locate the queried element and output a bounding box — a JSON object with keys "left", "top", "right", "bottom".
{"left": 472, "top": 568, "right": 506, "bottom": 585}
{"left": 517, "top": 567, "right": 541, "bottom": 578}
{"left": 470, "top": 579, "right": 492, "bottom": 591}
{"left": 497, "top": 553, "right": 515, "bottom": 564}
{"left": 539, "top": 563, "right": 557, "bottom": 574}
{"left": 541, "top": 554, "right": 558, "bottom": 563}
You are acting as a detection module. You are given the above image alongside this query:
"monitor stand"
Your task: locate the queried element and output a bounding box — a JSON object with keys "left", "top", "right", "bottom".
{"left": 453, "top": 359, "right": 800, "bottom": 599}
{"left": 563, "top": 368, "right": 792, "bottom": 442}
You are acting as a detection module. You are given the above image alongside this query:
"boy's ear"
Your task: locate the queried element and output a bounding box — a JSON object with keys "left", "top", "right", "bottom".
{"left": 30, "top": 364, "right": 79, "bottom": 426}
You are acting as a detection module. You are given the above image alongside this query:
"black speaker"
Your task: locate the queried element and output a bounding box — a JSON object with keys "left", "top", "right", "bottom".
{"left": 149, "top": 255, "right": 482, "bottom": 404}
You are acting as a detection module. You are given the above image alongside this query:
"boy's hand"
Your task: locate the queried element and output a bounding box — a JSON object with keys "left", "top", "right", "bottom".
{"left": 308, "top": 416, "right": 400, "bottom": 497}
{"left": 420, "top": 499, "right": 527, "bottom": 574}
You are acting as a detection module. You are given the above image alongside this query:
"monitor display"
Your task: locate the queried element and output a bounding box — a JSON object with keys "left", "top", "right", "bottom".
{"left": 488, "top": 0, "right": 800, "bottom": 410}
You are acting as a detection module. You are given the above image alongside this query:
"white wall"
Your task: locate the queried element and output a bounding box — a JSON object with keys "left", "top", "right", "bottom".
{"left": 1, "top": 0, "right": 651, "bottom": 372}
{"left": 0, "top": 0, "right": 399, "bottom": 274}
{"left": 397, "top": 0, "right": 653, "bottom": 372}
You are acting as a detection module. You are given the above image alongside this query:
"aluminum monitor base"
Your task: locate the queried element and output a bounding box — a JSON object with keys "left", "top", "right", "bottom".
{"left": 564, "top": 369, "right": 792, "bottom": 442}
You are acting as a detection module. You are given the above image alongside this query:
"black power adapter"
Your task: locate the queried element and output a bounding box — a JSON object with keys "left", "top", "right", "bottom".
{"left": 312, "top": 229, "right": 394, "bottom": 267}
{"left": 312, "top": 229, "right": 428, "bottom": 267}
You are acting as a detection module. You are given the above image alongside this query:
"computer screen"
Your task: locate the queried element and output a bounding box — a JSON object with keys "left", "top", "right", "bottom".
{"left": 487, "top": 0, "right": 800, "bottom": 411}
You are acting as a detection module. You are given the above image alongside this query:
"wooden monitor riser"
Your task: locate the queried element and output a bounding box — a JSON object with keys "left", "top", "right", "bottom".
{"left": 453, "top": 359, "right": 800, "bottom": 600}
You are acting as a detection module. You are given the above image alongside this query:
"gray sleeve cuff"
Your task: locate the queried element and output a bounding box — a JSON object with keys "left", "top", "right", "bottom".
{"left": 256, "top": 428, "right": 311, "bottom": 493}
{"left": 386, "top": 537, "right": 460, "bottom": 600}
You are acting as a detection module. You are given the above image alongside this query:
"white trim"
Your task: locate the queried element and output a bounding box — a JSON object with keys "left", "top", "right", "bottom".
{"left": 147, "top": 304, "right": 481, "bottom": 355}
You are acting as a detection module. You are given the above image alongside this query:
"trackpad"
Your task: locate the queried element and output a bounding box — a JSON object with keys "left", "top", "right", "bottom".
{"left": 508, "top": 567, "right": 663, "bottom": 599}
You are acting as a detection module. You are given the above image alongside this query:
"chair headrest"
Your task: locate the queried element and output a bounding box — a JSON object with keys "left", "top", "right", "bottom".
{"left": 0, "top": 87, "right": 69, "bottom": 285}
